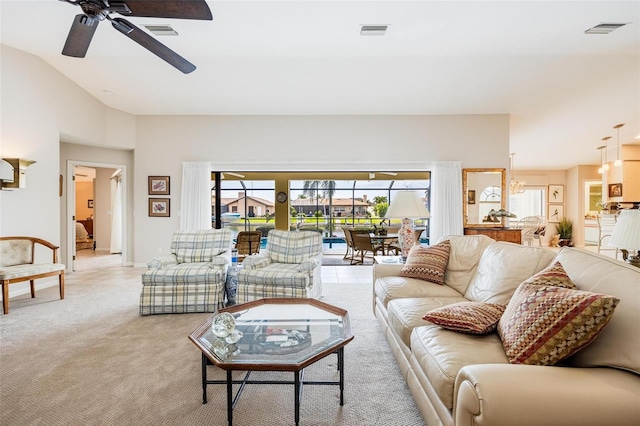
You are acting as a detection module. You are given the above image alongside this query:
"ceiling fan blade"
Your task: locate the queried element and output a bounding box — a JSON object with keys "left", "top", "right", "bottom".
{"left": 111, "top": 18, "right": 196, "bottom": 74}
{"left": 62, "top": 14, "right": 99, "bottom": 58}
{"left": 115, "top": 0, "right": 213, "bottom": 20}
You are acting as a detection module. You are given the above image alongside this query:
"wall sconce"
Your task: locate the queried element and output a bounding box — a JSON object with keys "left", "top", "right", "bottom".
{"left": 1, "top": 158, "right": 36, "bottom": 190}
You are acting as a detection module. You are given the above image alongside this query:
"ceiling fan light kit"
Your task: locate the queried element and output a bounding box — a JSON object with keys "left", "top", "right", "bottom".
{"left": 59, "top": 0, "right": 213, "bottom": 73}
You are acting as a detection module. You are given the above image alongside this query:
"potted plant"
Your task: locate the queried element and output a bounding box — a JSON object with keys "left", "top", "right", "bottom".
{"left": 556, "top": 217, "right": 573, "bottom": 247}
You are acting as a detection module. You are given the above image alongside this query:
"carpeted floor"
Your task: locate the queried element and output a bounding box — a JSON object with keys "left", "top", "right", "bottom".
{"left": 0, "top": 262, "right": 424, "bottom": 426}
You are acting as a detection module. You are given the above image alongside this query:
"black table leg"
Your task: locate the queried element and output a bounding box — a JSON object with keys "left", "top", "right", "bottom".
{"left": 339, "top": 347, "right": 345, "bottom": 406}
{"left": 201, "top": 353, "right": 208, "bottom": 404}
{"left": 294, "top": 370, "right": 300, "bottom": 426}
{"left": 227, "top": 369, "right": 233, "bottom": 426}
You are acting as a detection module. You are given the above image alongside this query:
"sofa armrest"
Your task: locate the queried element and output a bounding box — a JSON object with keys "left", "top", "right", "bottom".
{"left": 299, "top": 254, "right": 322, "bottom": 273}
{"left": 242, "top": 254, "right": 271, "bottom": 270}
{"left": 372, "top": 263, "right": 404, "bottom": 282}
{"left": 454, "top": 364, "right": 640, "bottom": 426}
{"left": 147, "top": 255, "right": 178, "bottom": 269}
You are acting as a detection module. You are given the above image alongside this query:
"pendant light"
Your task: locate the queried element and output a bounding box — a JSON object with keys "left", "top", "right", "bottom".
{"left": 509, "top": 153, "right": 525, "bottom": 195}
{"left": 602, "top": 136, "right": 611, "bottom": 171}
{"left": 613, "top": 123, "right": 624, "bottom": 167}
{"left": 597, "top": 145, "right": 605, "bottom": 174}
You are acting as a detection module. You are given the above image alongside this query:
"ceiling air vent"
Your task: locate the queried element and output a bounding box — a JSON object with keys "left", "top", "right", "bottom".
{"left": 584, "top": 23, "right": 627, "bottom": 34}
{"left": 144, "top": 25, "right": 179, "bottom": 36}
{"left": 360, "top": 25, "right": 388, "bottom": 36}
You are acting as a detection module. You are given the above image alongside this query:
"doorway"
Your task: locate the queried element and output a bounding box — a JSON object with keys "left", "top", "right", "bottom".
{"left": 67, "top": 160, "right": 127, "bottom": 272}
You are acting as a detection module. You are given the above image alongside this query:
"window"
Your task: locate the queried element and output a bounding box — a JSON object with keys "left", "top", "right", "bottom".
{"left": 508, "top": 187, "right": 545, "bottom": 225}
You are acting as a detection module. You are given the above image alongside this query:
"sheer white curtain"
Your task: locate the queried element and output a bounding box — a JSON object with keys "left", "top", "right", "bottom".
{"left": 429, "top": 161, "right": 463, "bottom": 243}
{"left": 180, "top": 162, "right": 212, "bottom": 230}
{"left": 110, "top": 174, "right": 123, "bottom": 253}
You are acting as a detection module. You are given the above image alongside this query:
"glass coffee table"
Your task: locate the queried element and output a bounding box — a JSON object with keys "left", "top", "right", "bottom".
{"left": 188, "top": 298, "right": 353, "bottom": 426}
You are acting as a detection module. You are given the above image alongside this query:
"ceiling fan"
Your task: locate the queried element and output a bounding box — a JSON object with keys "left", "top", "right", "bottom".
{"left": 59, "top": 0, "right": 213, "bottom": 74}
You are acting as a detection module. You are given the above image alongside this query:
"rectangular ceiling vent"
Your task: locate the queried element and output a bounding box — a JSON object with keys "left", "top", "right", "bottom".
{"left": 584, "top": 23, "right": 627, "bottom": 34}
{"left": 360, "top": 25, "right": 388, "bottom": 36}
{"left": 144, "top": 25, "right": 178, "bottom": 36}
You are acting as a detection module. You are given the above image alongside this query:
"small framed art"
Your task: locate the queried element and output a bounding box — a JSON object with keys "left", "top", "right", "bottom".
{"left": 548, "top": 185, "right": 564, "bottom": 203}
{"left": 467, "top": 190, "right": 476, "bottom": 205}
{"left": 88, "top": 199, "right": 94, "bottom": 208}
{"left": 149, "top": 198, "right": 170, "bottom": 217}
{"left": 608, "top": 183, "right": 622, "bottom": 198}
{"left": 148, "top": 176, "right": 170, "bottom": 195}
{"left": 547, "top": 204, "right": 564, "bottom": 223}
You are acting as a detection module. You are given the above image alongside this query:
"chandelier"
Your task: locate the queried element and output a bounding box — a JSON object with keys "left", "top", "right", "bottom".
{"left": 509, "top": 153, "right": 525, "bottom": 195}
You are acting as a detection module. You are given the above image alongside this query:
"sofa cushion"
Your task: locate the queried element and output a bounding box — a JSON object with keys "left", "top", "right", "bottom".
{"left": 375, "top": 276, "right": 463, "bottom": 309}
{"left": 388, "top": 297, "right": 468, "bottom": 347}
{"left": 266, "top": 230, "right": 322, "bottom": 264}
{"left": 440, "top": 234, "right": 495, "bottom": 295}
{"left": 518, "top": 260, "right": 577, "bottom": 289}
{"left": 498, "top": 282, "right": 619, "bottom": 366}
{"left": 423, "top": 301, "right": 506, "bottom": 335}
{"left": 464, "top": 242, "right": 556, "bottom": 305}
{"left": 171, "top": 229, "right": 231, "bottom": 263}
{"left": 0, "top": 239, "right": 33, "bottom": 267}
{"left": 400, "top": 240, "right": 451, "bottom": 285}
{"left": 410, "top": 325, "right": 509, "bottom": 410}
{"left": 141, "top": 263, "right": 226, "bottom": 286}
{"left": 552, "top": 248, "right": 640, "bottom": 374}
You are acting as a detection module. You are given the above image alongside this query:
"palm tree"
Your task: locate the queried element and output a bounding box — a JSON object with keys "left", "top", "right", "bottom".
{"left": 302, "top": 180, "right": 336, "bottom": 236}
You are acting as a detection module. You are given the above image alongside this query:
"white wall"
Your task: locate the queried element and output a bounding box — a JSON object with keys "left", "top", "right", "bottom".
{"left": 1, "top": 45, "right": 513, "bottom": 281}
{"left": 1, "top": 46, "right": 136, "bottom": 300}
{"left": 132, "top": 115, "right": 509, "bottom": 263}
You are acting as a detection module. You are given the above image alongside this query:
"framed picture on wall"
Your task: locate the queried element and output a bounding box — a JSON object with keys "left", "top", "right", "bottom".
{"left": 547, "top": 204, "right": 564, "bottom": 223}
{"left": 149, "top": 198, "right": 170, "bottom": 217}
{"left": 467, "top": 190, "right": 476, "bottom": 205}
{"left": 88, "top": 199, "right": 94, "bottom": 208}
{"left": 608, "top": 183, "right": 622, "bottom": 198}
{"left": 148, "top": 176, "right": 170, "bottom": 195}
{"left": 548, "top": 185, "right": 564, "bottom": 203}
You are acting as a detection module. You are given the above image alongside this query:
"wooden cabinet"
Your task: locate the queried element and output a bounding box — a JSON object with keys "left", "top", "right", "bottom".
{"left": 464, "top": 227, "right": 522, "bottom": 244}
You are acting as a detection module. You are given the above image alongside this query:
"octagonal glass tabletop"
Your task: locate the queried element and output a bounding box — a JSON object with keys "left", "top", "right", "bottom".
{"left": 189, "top": 298, "right": 353, "bottom": 370}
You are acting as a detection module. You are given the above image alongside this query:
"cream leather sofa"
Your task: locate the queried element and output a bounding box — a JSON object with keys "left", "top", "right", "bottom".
{"left": 373, "top": 235, "right": 640, "bottom": 426}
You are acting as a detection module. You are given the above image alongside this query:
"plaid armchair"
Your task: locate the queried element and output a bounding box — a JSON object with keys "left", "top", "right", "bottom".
{"left": 140, "top": 229, "right": 232, "bottom": 315}
{"left": 236, "top": 230, "right": 323, "bottom": 304}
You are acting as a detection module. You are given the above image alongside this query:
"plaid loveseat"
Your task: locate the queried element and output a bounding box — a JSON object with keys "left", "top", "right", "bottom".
{"left": 140, "top": 229, "right": 232, "bottom": 315}
{"left": 236, "top": 230, "right": 323, "bottom": 304}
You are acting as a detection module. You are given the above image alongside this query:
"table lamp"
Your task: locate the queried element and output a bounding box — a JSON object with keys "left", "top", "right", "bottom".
{"left": 385, "top": 191, "right": 430, "bottom": 260}
{"left": 609, "top": 209, "right": 640, "bottom": 268}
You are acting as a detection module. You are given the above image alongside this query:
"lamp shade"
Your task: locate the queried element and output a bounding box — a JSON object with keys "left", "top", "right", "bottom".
{"left": 609, "top": 210, "right": 640, "bottom": 250}
{"left": 385, "top": 191, "right": 430, "bottom": 219}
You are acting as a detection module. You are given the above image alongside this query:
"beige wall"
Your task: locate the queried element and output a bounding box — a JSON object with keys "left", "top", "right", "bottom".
{"left": 75, "top": 181, "right": 94, "bottom": 221}
{"left": 2, "top": 44, "right": 600, "bottom": 285}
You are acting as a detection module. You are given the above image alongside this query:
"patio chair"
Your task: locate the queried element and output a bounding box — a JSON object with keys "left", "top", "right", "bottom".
{"left": 236, "top": 230, "right": 323, "bottom": 304}
{"left": 351, "top": 233, "right": 383, "bottom": 264}
{"left": 140, "top": 228, "right": 232, "bottom": 315}
{"left": 235, "top": 231, "right": 262, "bottom": 262}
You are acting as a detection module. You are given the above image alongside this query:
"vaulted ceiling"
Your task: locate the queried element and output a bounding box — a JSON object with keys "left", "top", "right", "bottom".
{"left": 1, "top": 1, "right": 638, "bottom": 170}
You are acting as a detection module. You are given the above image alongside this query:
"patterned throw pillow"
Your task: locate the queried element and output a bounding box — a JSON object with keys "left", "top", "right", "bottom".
{"left": 519, "top": 260, "right": 577, "bottom": 289}
{"left": 423, "top": 301, "right": 506, "bottom": 334}
{"left": 498, "top": 282, "right": 619, "bottom": 365}
{"left": 399, "top": 240, "right": 450, "bottom": 285}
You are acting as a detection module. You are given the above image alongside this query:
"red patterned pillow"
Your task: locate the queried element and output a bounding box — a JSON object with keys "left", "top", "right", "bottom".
{"left": 423, "top": 301, "right": 506, "bottom": 334}
{"left": 400, "top": 240, "right": 450, "bottom": 285}
{"left": 498, "top": 282, "right": 619, "bottom": 365}
{"left": 519, "top": 260, "right": 577, "bottom": 289}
